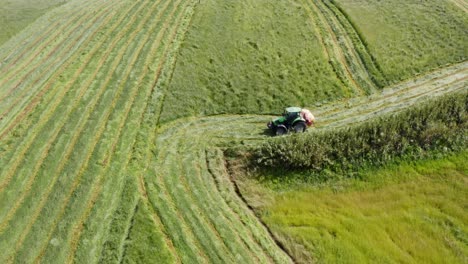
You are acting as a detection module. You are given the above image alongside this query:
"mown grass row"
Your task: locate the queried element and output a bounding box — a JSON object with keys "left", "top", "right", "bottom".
{"left": 147, "top": 115, "right": 294, "bottom": 263}
{"left": 37, "top": 1, "right": 191, "bottom": 262}
{"left": 254, "top": 91, "right": 467, "bottom": 176}
{"left": 159, "top": 0, "right": 346, "bottom": 123}
{"left": 0, "top": 0, "right": 198, "bottom": 262}
{"left": 0, "top": 1, "right": 124, "bottom": 140}
{"left": 0, "top": 0, "right": 154, "bottom": 260}
{"left": 72, "top": 1, "right": 198, "bottom": 263}
{"left": 0, "top": 0, "right": 117, "bottom": 127}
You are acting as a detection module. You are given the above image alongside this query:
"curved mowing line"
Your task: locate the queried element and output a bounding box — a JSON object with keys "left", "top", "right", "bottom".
{"left": 0, "top": 0, "right": 110, "bottom": 92}
{"left": 146, "top": 60, "right": 466, "bottom": 263}
{"left": 0, "top": 0, "right": 113, "bottom": 116}
{"left": 0, "top": 0, "right": 145, "bottom": 191}
{"left": 162, "top": 126, "right": 275, "bottom": 263}
{"left": 299, "top": 0, "right": 358, "bottom": 96}
{"left": 316, "top": 0, "right": 377, "bottom": 93}
{"left": 304, "top": 0, "right": 370, "bottom": 96}
{"left": 0, "top": 1, "right": 133, "bottom": 140}
{"left": 176, "top": 140, "right": 267, "bottom": 263}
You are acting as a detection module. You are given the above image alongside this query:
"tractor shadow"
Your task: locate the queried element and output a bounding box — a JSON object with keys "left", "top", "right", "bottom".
{"left": 261, "top": 128, "right": 275, "bottom": 137}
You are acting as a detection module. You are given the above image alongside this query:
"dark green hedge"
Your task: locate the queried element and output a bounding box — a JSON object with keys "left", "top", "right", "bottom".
{"left": 253, "top": 92, "right": 467, "bottom": 173}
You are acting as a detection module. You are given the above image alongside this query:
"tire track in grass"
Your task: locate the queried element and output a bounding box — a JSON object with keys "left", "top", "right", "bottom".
{"left": 0, "top": 0, "right": 143, "bottom": 196}
{"left": 315, "top": 0, "right": 378, "bottom": 93}
{"left": 300, "top": 0, "right": 363, "bottom": 97}
{"left": 0, "top": 0, "right": 114, "bottom": 122}
{"left": 0, "top": 0, "right": 109, "bottom": 94}
{"left": 7, "top": 0, "right": 171, "bottom": 261}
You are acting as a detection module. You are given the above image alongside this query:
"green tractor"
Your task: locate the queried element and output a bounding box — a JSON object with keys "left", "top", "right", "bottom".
{"left": 267, "top": 107, "right": 313, "bottom": 136}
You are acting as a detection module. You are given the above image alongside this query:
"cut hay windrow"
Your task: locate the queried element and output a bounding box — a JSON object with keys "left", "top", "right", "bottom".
{"left": 0, "top": 0, "right": 112, "bottom": 91}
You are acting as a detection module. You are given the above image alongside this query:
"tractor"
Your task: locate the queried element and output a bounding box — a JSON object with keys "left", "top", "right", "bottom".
{"left": 267, "top": 107, "right": 314, "bottom": 136}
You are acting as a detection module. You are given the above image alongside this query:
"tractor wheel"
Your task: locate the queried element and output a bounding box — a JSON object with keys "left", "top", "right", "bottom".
{"left": 293, "top": 121, "right": 306, "bottom": 133}
{"left": 275, "top": 126, "right": 287, "bottom": 136}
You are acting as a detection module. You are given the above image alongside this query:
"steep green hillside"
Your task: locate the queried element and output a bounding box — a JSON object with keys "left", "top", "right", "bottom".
{"left": 334, "top": 0, "right": 468, "bottom": 83}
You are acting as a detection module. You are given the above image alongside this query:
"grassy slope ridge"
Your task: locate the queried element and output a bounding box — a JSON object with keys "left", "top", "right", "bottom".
{"left": 160, "top": 0, "right": 344, "bottom": 122}
{"left": 246, "top": 151, "right": 468, "bottom": 264}
{"left": 0, "top": 0, "right": 67, "bottom": 46}
{"left": 334, "top": 0, "right": 468, "bottom": 84}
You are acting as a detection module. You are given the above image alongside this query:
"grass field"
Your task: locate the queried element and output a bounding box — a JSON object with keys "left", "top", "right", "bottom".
{"left": 334, "top": 0, "right": 468, "bottom": 84}
{"left": 240, "top": 152, "right": 468, "bottom": 263}
{"left": 0, "top": 0, "right": 466, "bottom": 262}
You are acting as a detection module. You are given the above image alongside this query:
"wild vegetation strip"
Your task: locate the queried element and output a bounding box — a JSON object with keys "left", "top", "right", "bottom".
{"left": 254, "top": 91, "right": 467, "bottom": 173}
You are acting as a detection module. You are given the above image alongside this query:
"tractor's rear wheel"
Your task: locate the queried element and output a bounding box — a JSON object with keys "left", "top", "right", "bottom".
{"left": 293, "top": 121, "right": 306, "bottom": 133}
{"left": 276, "top": 126, "right": 287, "bottom": 136}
